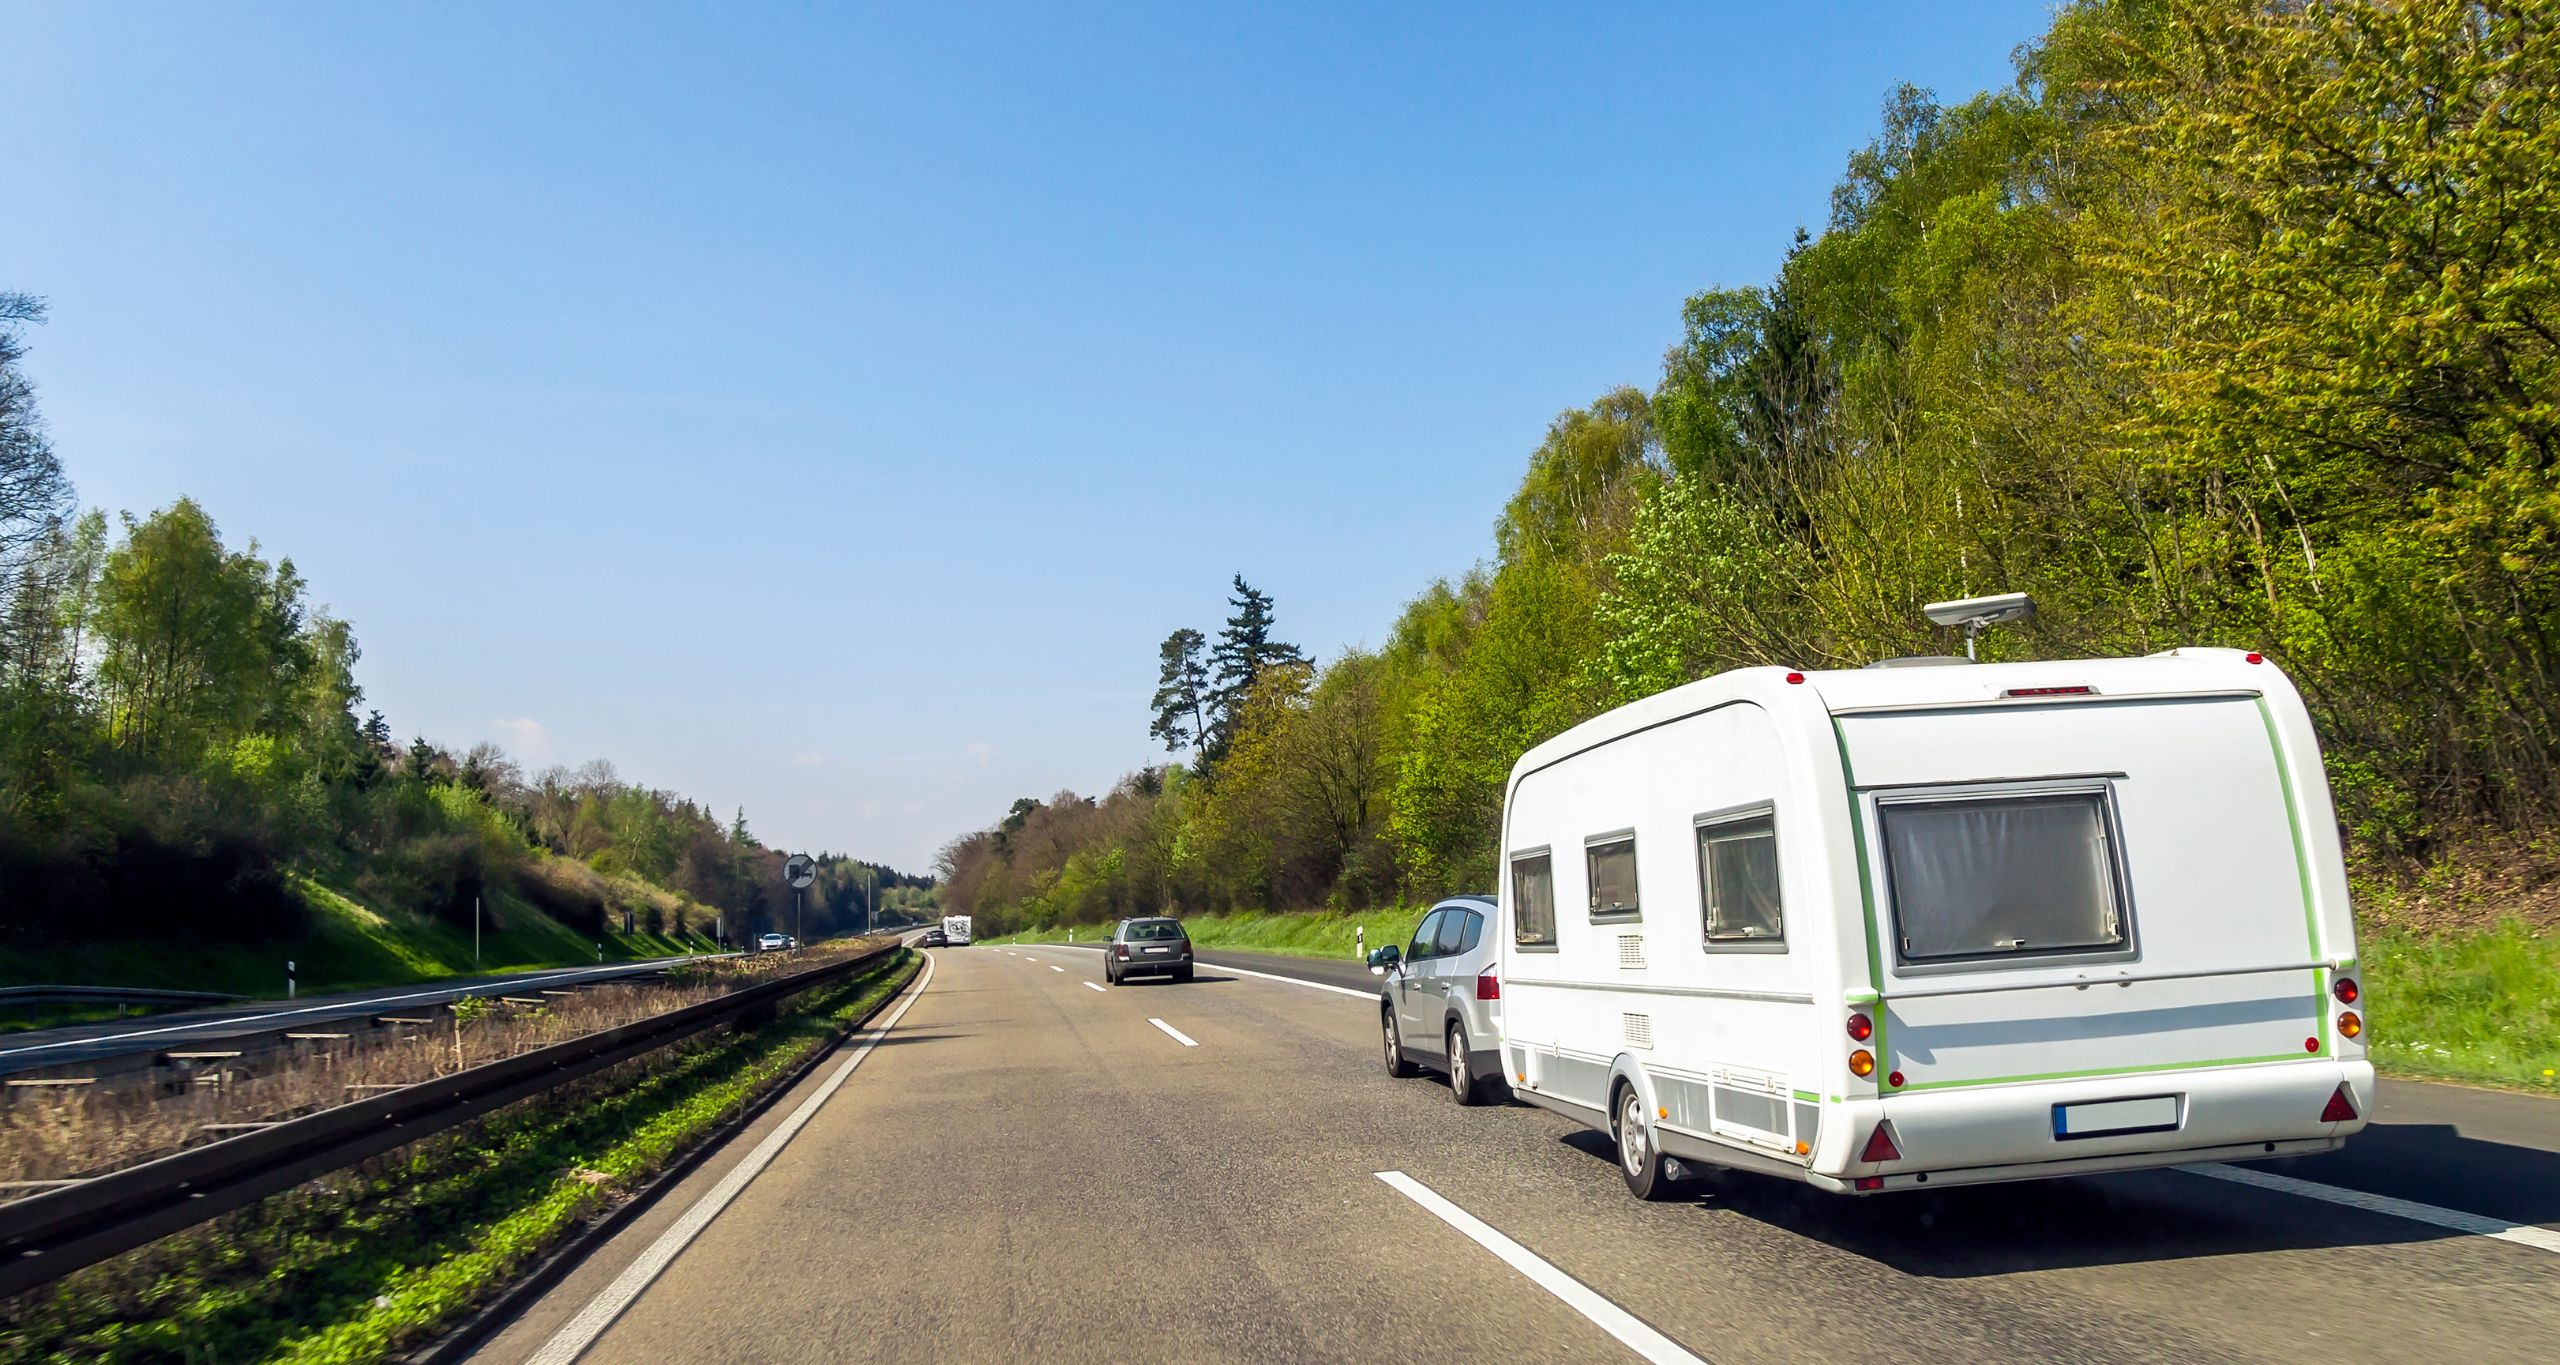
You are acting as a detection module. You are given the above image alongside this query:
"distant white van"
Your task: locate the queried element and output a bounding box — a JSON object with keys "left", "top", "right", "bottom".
{"left": 1494, "top": 645, "right": 2372, "bottom": 1198}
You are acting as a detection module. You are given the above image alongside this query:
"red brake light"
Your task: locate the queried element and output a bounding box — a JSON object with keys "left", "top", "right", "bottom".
{"left": 2321, "top": 1084, "right": 2358, "bottom": 1123}
{"left": 2244, "top": 652, "right": 2264, "bottom": 664}
{"left": 2333, "top": 977, "right": 2358, "bottom": 1005}
{"left": 1115, "top": 944, "right": 1130, "bottom": 959}
{"left": 1476, "top": 970, "right": 1500, "bottom": 1001}
{"left": 1846, "top": 1012, "right": 1873, "bottom": 1042}
{"left": 2002, "top": 685, "right": 2093, "bottom": 698}
{"left": 1785, "top": 671, "right": 1806, "bottom": 685}
{"left": 1859, "top": 1122, "right": 1902, "bottom": 1163}
{"left": 1854, "top": 1176, "right": 1883, "bottom": 1192}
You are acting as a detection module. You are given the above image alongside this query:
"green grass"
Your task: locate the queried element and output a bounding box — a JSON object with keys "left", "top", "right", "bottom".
{"left": 0, "top": 875, "right": 721, "bottom": 1002}
{"left": 2361, "top": 919, "right": 2560, "bottom": 1093}
{"left": 984, "top": 906, "right": 1431, "bottom": 962}
{"left": 1, "top": 949, "right": 920, "bottom": 1365}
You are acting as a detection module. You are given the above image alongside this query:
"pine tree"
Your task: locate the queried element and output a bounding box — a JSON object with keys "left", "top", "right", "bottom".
{"left": 1203, "top": 575, "right": 1305, "bottom": 766}
{"left": 1148, "top": 627, "right": 1211, "bottom": 752}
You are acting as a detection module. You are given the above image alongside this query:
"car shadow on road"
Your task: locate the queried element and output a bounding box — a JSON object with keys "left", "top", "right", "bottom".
{"left": 1557, "top": 1121, "right": 2556, "bottom": 1277}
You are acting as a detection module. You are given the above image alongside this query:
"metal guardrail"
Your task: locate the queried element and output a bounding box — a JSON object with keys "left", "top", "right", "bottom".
{"left": 0, "top": 985, "right": 245, "bottom": 1009}
{"left": 0, "top": 942, "right": 902, "bottom": 1299}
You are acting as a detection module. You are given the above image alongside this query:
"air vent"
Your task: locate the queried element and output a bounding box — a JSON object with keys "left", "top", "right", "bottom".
{"left": 1617, "top": 934, "right": 1647, "bottom": 970}
{"left": 1623, "top": 1013, "right": 1654, "bottom": 1049}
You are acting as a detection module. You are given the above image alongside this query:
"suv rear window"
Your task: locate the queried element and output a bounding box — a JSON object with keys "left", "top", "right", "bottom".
{"left": 1124, "top": 920, "right": 1184, "bottom": 941}
{"left": 1880, "top": 789, "right": 2128, "bottom": 964}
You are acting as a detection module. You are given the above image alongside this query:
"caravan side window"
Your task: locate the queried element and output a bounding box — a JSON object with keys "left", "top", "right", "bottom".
{"left": 1586, "top": 832, "right": 1639, "bottom": 921}
{"left": 1879, "top": 786, "right": 2133, "bottom": 967}
{"left": 1511, "top": 850, "right": 1556, "bottom": 948}
{"left": 1697, "top": 810, "right": 1783, "bottom": 949}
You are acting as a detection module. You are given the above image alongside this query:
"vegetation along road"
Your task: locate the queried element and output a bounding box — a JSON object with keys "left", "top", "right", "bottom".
{"left": 462, "top": 943, "right": 2554, "bottom": 1365}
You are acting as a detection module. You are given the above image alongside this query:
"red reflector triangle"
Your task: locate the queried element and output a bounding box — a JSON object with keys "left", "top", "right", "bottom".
{"left": 2320, "top": 1085, "right": 2357, "bottom": 1123}
{"left": 1860, "top": 1122, "right": 1902, "bottom": 1163}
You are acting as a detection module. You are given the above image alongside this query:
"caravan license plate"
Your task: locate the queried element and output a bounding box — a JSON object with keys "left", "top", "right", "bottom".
{"left": 2053, "top": 1095, "right": 2181, "bottom": 1140}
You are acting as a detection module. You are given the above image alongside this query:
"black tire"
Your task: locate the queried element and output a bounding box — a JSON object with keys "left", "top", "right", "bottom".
{"left": 1614, "top": 1083, "right": 1682, "bottom": 1201}
{"left": 1104, "top": 962, "right": 1118, "bottom": 986}
{"left": 1175, "top": 964, "right": 1195, "bottom": 983}
{"left": 1382, "top": 1007, "right": 1419, "bottom": 1078}
{"left": 1447, "top": 1021, "right": 1489, "bottom": 1106}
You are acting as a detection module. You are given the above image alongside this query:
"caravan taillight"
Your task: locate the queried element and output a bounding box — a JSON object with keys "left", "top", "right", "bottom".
{"left": 1476, "top": 970, "right": 1500, "bottom": 1001}
{"left": 1845, "top": 1013, "right": 1873, "bottom": 1042}
{"left": 2321, "top": 1085, "right": 2358, "bottom": 1123}
{"left": 1785, "top": 671, "right": 1806, "bottom": 685}
{"left": 2245, "top": 652, "right": 2264, "bottom": 664}
{"left": 2333, "top": 977, "right": 2359, "bottom": 1004}
{"left": 1859, "top": 1121, "right": 1902, "bottom": 1163}
{"left": 1848, "top": 1049, "right": 1876, "bottom": 1078}
{"left": 2338, "top": 1011, "right": 2362, "bottom": 1039}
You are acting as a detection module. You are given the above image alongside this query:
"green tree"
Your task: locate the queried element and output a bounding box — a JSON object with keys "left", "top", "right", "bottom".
{"left": 1148, "top": 626, "right": 1211, "bottom": 752}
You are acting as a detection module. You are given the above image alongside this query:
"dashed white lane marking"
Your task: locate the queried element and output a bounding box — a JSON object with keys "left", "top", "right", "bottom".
{"left": 1050, "top": 965, "right": 1065, "bottom": 973}
{"left": 1024, "top": 945, "right": 1376, "bottom": 1000}
{"left": 1375, "top": 1171, "right": 1704, "bottom": 1364}
{"left": 1084, "top": 982, "right": 1106, "bottom": 993}
{"left": 523, "top": 953, "right": 937, "bottom": 1365}
{"left": 1148, "top": 1018, "right": 1198, "bottom": 1048}
{"left": 2182, "top": 1162, "right": 2560, "bottom": 1256}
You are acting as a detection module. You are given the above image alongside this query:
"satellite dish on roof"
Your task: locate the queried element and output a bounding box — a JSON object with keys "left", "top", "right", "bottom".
{"left": 1922, "top": 592, "right": 2034, "bottom": 660}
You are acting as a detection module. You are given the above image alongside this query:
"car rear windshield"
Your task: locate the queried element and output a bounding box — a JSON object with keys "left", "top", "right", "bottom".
{"left": 1125, "top": 921, "right": 1184, "bottom": 941}
{"left": 1880, "top": 789, "right": 2128, "bottom": 964}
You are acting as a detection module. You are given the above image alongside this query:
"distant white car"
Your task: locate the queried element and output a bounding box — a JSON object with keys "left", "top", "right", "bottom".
{"left": 757, "top": 932, "right": 789, "bottom": 952}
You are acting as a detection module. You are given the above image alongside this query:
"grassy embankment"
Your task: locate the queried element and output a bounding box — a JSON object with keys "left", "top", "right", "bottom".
{"left": 992, "top": 902, "right": 2558, "bottom": 1093}
{"left": 0, "top": 947, "right": 918, "bottom": 1365}
{"left": 0, "top": 875, "right": 719, "bottom": 1011}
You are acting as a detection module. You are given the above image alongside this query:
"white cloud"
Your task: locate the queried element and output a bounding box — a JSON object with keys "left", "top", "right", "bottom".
{"left": 965, "top": 741, "right": 997, "bottom": 766}
{"left": 493, "top": 717, "right": 551, "bottom": 763}
{"left": 788, "top": 751, "right": 826, "bottom": 767}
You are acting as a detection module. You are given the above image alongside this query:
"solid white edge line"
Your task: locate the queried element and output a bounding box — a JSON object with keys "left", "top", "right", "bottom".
{"left": 522, "top": 950, "right": 939, "bottom": 1365}
{"left": 2182, "top": 1162, "right": 2560, "bottom": 1256}
{"left": 0, "top": 958, "right": 702, "bottom": 1060}
{"left": 1148, "top": 1017, "right": 1199, "bottom": 1048}
{"left": 1083, "top": 982, "right": 1106, "bottom": 993}
{"left": 1026, "top": 945, "right": 1376, "bottom": 1001}
{"left": 1375, "top": 1171, "right": 1704, "bottom": 1365}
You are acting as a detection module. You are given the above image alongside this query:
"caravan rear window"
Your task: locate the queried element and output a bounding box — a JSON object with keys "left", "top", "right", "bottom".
{"left": 1879, "top": 788, "right": 2130, "bottom": 966}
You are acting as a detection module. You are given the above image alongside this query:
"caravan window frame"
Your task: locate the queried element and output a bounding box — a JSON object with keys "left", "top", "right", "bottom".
{"left": 1510, "top": 847, "right": 1558, "bottom": 952}
{"left": 1584, "top": 829, "right": 1641, "bottom": 923}
{"left": 1873, "top": 778, "right": 2141, "bottom": 975}
{"left": 1694, "top": 803, "right": 1786, "bottom": 953}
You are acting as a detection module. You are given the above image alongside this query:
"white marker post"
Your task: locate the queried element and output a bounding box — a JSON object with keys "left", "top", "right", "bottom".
{"left": 1355, "top": 927, "right": 1364, "bottom": 961}
{"left": 287, "top": 960, "right": 296, "bottom": 1000}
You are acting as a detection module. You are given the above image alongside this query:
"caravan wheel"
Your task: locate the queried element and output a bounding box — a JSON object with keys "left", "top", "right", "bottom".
{"left": 1616, "top": 1085, "right": 1680, "bottom": 1202}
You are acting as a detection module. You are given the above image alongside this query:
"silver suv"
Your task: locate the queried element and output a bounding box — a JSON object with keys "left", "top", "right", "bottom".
{"left": 1370, "top": 895, "right": 1504, "bottom": 1105}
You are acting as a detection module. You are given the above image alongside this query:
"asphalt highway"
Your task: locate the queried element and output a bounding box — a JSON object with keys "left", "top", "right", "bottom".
{"left": 466, "top": 942, "right": 2560, "bottom": 1365}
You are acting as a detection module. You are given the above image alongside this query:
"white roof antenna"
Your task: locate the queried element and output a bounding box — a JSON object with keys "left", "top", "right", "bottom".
{"left": 1923, "top": 592, "right": 2035, "bottom": 661}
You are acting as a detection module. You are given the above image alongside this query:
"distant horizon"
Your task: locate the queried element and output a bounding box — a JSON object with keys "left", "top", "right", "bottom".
{"left": 8, "top": 1, "right": 2059, "bottom": 869}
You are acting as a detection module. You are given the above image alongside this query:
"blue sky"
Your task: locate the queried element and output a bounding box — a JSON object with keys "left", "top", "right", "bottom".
{"left": 7, "top": 2, "right": 2058, "bottom": 871}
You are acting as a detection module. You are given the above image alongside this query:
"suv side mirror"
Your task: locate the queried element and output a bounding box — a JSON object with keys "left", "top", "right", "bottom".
{"left": 1366, "top": 945, "right": 1401, "bottom": 972}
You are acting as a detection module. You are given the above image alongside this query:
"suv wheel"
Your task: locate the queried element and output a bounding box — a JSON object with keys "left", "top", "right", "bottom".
{"left": 1448, "top": 1021, "right": 1488, "bottom": 1107}
{"left": 1382, "top": 1008, "right": 1418, "bottom": 1078}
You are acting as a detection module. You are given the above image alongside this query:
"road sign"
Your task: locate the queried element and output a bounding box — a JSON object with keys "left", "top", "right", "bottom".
{"left": 784, "top": 853, "right": 815, "bottom": 889}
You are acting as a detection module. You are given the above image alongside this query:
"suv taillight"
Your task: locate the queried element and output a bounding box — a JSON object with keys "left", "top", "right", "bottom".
{"left": 1114, "top": 944, "right": 1130, "bottom": 959}
{"left": 1476, "top": 970, "right": 1499, "bottom": 1001}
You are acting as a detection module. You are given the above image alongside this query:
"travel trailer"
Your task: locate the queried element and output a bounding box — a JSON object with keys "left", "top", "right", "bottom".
{"left": 1493, "top": 629, "right": 2371, "bottom": 1198}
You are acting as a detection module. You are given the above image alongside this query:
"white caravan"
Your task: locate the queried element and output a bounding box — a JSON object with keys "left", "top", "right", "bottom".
{"left": 942, "top": 914, "right": 973, "bottom": 946}
{"left": 1494, "top": 646, "right": 2372, "bottom": 1198}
